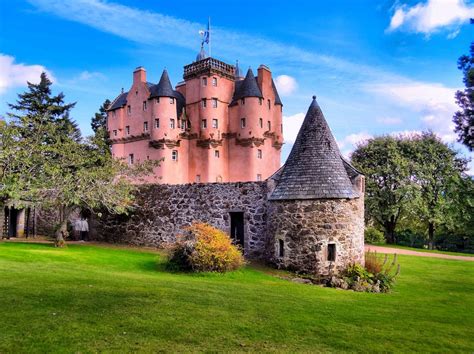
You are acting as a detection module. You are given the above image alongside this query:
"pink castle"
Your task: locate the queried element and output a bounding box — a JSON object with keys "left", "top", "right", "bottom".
{"left": 107, "top": 50, "right": 284, "bottom": 184}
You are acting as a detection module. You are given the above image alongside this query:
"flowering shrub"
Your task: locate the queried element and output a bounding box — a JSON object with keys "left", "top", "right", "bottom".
{"left": 167, "top": 222, "right": 245, "bottom": 273}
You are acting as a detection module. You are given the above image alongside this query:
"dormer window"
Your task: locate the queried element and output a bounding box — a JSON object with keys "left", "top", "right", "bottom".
{"left": 240, "top": 118, "right": 246, "bottom": 128}
{"left": 202, "top": 77, "right": 207, "bottom": 86}
{"left": 143, "top": 101, "right": 147, "bottom": 111}
{"left": 212, "top": 77, "right": 217, "bottom": 86}
{"left": 201, "top": 99, "right": 207, "bottom": 108}
{"left": 212, "top": 98, "right": 218, "bottom": 108}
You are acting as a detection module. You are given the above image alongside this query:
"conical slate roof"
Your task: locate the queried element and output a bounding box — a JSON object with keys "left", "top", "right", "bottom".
{"left": 230, "top": 68, "right": 263, "bottom": 106}
{"left": 269, "top": 96, "right": 359, "bottom": 200}
{"left": 149, "top": 70, "right": 175, "bottom": 98}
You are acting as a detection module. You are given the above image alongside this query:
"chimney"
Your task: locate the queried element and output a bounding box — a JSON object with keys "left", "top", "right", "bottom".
{"left": 257, "top": 65, "right": 272, "bottom": 97}
{"left": 133, "top": 66, "right": 146, "bottom": 84}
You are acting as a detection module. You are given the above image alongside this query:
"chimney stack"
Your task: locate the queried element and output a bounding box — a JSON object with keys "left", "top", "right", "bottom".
{"left": 133, "top": 66, "right": 146, "bottom": 84}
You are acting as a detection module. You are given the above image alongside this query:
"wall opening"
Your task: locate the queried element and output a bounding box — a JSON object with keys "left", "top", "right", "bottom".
{"left": 229, "top": 212, "right": 244, "bottom": 249}
{"left": 328, "top": 243, "right": 336, "bottom": 262}
{"left": 278, "top": 239, "right": 284, "bottom": 257}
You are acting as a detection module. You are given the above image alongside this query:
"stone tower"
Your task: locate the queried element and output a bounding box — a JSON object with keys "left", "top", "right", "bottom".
{"left": 267, "top": 96, "right": 365, "bottom": 275}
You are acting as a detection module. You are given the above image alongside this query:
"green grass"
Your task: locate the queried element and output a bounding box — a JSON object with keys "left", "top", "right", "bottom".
{"left": 367, "top": 243, "right": 474, "bottom": 257}
{"left": 0, "top": 242, "right": 473, "bottom": 353}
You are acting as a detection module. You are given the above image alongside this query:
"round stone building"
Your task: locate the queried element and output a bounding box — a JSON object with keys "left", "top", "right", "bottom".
{"left": 267, "top": 96, "right": 365, "bottom": 275}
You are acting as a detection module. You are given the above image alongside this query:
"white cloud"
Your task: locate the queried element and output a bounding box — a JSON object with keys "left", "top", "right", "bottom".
{"left": 283, "top": 112, "right": 305, "bottom": 144}
{"left": 376, "top": 116, "right": 403, "bottom": 125}
{"left": 274, "top": 75, "right": 298, "bottom": 96}
{"left": 337, "top": 132, "right": 373, "bottom": 150}
{"left": 365, "top": 80, "right": 459, "bottom": 143}
{"left": 0, "top": 54, "right": 53, "bottom": 95}
{"left": 77, "top": 71, "right": 105, "bottom": 81}
{"left": 387, "top": 0, "right": 474, "bottom": 35}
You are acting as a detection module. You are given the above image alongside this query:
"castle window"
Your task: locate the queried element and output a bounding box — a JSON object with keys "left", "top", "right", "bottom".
{"left": 201, "top": 99, "right": 207, "bottom": 108}
{"left": 328, "top": 244, "right": 336, "bottom": 262}
{"left": 202, "top": 77, "right": 207, "bottom": 86}
{"left": 212, "top": 119, "right": 218, "bottom": 129}
{"left": 113, "top": 130, "right": 117, "bottom": 137}
{"left": 143, "top": 101, "right": 147, "bottom": 111}
{"left": 241, "top": 118, "right": 246, "bottom": 128}
{"left": 241, "top": 98, "right": 245, "bottom": 105}
{"left": 267, "top": 121, "right": 271, "bottom": 131}
{"left": 125, "top": 126, "right": 130, "bottom": 135}
{"left": 155, "top": 119, "right": 160, "bottom": 128}
{"left": 171, "top": 150, "right": 178, "bottom": 161}
{"left": 215, "top": 150, "right": 220, "bottom": 158}
{"left": 257, "top": 174, "right": 262, "bottom": 181}
{"left": 135, "top": 90, "right": 138, "bottom": 96}
{"left": 212, "top": 98, "right": 218, "bottom": 108}
{"left": 170, "top": 119, "right": 175, "bottom": 129}
{"left": 201, "top": 119, "right": 207, "bottom": 129}
{"left": 127, "top": 105, "right": 131, "bottom": 115}
{"left": 268, "top": 99, "right": 271, "bottom": 110}
{"left": 257, "top": 149, "right": 262, "bottom": 159}
{"left": 259, "top": 98, "right": 263, "bottom": 105}
{"left": 212, "top": 77, "right": 217, "bottom": 86}
{"left": 143, "top": 121, "right": 148, "bottom": 132}
{"left": 279, "top": 239, "right": 285, "bottom": 257}
{"left": 181, "top": 120, "right": 186, "bottom": 130}
{"left": 128, "top": 153, "right": 134, "bottom": 165}
{"left": 195, "top": 175, "right": 201, "bottom": 183}
{"left": 259, "top": 118, "right": 263, "bottom": 128}
{"left": 156, "top": 97, "right": 160, "bottom": 104}
{"left": 170, "top": 97, "right": 174, "bottom": 104}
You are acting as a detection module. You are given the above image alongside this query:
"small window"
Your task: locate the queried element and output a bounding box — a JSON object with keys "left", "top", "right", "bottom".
{"left": 170, "top": 119, "right": 175, "bottom": 129}
{"left": 328, "top": 244, "right": 336, "bottom": 262}
{"left": 127, "top": 105, "right": 131, "bottom": 115}
{"left": 279, "top": 239, "right": 284, "bottom": 257}
{"left": 155, "top": 119, "right": 160, "bottom": 128}
{"left": 212, "top": 119, "right": 218, "bottom": 129}
{"left": 267, "top": 121, "right": 271, "bottom": 131}
{"left": 257, "top": 174, "right": 262, "bottom": 181}
{"left": 201, "top": 99, "right": 207, "bottom": 108}
{"left": 257, "top": 149, "right": 262, "bottom": 159}
{"left": 170, "top": 97, "right": 174, "bottom": 104}
{"left": 181, "top": 120, "right": 186, "bottom": 130}
{"left": 259, "top": 118, "right": 263, "bottom": 128}
{"left": 212, "top": 98, "right": 218, "bottom": 108}
{"left": 171, "top": 150, "right": 178, "bottom": 161}
{"left": 196, "top": 175, "right": 201, "bottom": 183}
{"left": 125, "top": 126, "right": 130, "bottom": 135}
{"left": 135, "top": 90, "right": 138, "bottom": 96}
{"left": 259, "top": 98, "right": 263, "bottom": 105}
{"left": 113, "top": 130, "right": 117, "bottom": 137}
{"left": 241, "top": 118, "right": 246, "bottom": 128}
{"left": 212, "top": 77, "right": 217, "bottom": 86}
{"left": 201, "top": 119, "right": 207, "bottom": 129}
{"left": 267, "top": 99, "right": 271, "bottom": 110}
{"left": 143, "top": 121, "right": 148, "bottom": 132}
{"left": 146, "top": 155, "right": 150, "bottom": 160}
{"left": 128, "top": 153, "right": 134, "bottom": 165}
{"left": 216, "top": 175, "right": 222, "bottom": 182}
{"left": 156, "top": 97, "right": 160, "bottom": 104}
{"left": 202, "top": 77, "right": 207, "bottom": 86}
{"left": 215, "top": 150, "right": 220, "bottom": 158}
{"left": 241, "top": 98, "right": 245, "bottom": 105}
{"left": 143, "top": 101, "right": 147, "bottom": 111}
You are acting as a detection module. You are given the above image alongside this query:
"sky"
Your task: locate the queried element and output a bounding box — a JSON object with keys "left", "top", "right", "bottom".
{"left": 0, "top": 0, "right": 473, "bottom": 173}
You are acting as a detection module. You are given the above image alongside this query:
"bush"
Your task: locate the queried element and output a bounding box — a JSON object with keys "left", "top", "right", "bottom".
{"left": 167, "top": 222, "right": 245, "bottom": 273}
{"left": 365, "top": 226, "right": 385, "bottom": 244}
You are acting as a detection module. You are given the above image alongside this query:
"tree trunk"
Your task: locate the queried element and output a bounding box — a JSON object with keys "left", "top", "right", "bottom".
{"left": 54, "top": 206, "right": 73, "bottom": 248}
{"left": 428, "top": 222, "right": 435, "bottom": 250}
{"left": 384, "top": 217, "right": 397, "bottom": 244}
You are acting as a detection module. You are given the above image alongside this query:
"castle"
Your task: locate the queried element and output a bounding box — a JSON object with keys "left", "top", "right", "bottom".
{"left": 106, "top": 51, "right": 283, "bottom": 184}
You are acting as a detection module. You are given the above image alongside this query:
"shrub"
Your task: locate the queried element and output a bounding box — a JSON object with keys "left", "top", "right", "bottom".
{"left": 167, "top": 222, "right": 245, "bottom": 273}
{"left": 364, "top": 226, "right": 385, "bottom": 244}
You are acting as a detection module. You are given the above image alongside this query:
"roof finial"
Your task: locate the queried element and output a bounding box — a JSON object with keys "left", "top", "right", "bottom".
{"left": 121, "top": 87, "right": 124, "bottom": 93}
{"left": 312, "top": 95, "right": 317, "bottom": 100}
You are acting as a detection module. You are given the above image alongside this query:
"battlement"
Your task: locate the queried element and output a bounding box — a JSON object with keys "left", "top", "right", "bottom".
{"left": 183, "top": 57, "right": 235, "bottom": 80}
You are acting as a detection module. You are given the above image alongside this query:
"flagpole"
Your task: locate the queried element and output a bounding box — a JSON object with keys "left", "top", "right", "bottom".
{"left": 208, "top": 16, "right": 212, "bottom": 58}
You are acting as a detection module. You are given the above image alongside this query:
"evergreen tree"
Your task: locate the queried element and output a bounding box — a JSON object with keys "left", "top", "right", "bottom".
{"left": 8, "top": 72, "right": 81, "bottom": 141}
{"left": 90, "top": 99, "right": 111, "bottom": 152}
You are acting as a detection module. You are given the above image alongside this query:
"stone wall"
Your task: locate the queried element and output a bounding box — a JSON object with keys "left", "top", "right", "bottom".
{"left": 266, "top": 197, "right": 365, "bottom": 275}
{"left": 93, "top": 182, "right": 269, "bottom": 259}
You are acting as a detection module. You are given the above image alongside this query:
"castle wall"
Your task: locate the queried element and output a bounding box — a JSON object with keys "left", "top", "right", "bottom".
{"left": 266, "top": 197, "right": 365, "bottom": 275}
{"left": 92, "top": 182, "right": 270, "bottom": 259}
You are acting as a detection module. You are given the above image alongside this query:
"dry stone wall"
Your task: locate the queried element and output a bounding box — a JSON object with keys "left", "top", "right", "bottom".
{"left": 93, "top": 182, "right": 269, "bottom": 259}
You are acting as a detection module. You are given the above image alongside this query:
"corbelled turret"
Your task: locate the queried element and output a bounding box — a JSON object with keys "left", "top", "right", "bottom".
{"left": 230, "top": 68, "right": 263, "bottom": 106}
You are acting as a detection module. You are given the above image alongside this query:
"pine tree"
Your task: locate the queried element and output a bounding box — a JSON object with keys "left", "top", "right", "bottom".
{"left": 90, "top": 99, "right": 111, "bottom": 152}
{"left": 8, "top": 72, "right": 81, "bottom": 141}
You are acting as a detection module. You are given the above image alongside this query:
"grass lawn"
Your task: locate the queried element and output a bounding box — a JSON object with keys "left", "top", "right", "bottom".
{"left": 367, "top": 243, "right": 474, "bottom": 257}
{"left": 0, "top": 242, "right": 473, "bottom": 352}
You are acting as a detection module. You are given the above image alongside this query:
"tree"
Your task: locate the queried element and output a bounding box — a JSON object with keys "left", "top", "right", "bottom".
{"left": 453, "top": 38, "right": 474, "bottom": 151}
{"left": 351, "top": 136, "right": 413, "bottom": 243}
{"left": 406, "top": 132, "right": 467, "bottom": 249}
{"left": 91, "top": 99, "right": 111, "bottom": 152}
{"left": 8, "top": 72, "right": 81, "bottom": 142}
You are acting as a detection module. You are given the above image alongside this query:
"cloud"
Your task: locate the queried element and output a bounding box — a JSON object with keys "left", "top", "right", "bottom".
{"left": 365, "top": 80, "right": 459, "bottom": 143}
{"left": 387, "top": 0, "right": 474, "bottom": 35}
{"left": 76, "top": 71, "right": 106, "bottom": 81}
{"left": 0, "top": 54, "right": 53, "bottom": 95}
{"left": 376, "top": 116, "right": 403, "bottom": 125}
{"left": 282, "top": 112, "right": 305, "bottom": 144}
{"left": 274, "top": 75, "right": 298, "bottom": 96}
{"left": 337, "top": 132, "right": 373, "bottom": 153}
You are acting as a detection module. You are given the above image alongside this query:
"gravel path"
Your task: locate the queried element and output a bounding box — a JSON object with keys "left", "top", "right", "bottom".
{"left": 365, "top": 245, "right": 474, "bottom": 262}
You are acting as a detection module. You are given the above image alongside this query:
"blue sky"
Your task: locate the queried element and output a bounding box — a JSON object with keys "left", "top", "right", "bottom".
{"left": 1, "top": 0, "right": 473, "bottom": 172}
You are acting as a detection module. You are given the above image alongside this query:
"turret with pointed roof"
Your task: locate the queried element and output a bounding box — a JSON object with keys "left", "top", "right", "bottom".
{"left": 230, "top": 68, "right": 263, "bottom": 106}
{"left": 270, "top": 96, "right": 359, "bottom": 200}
